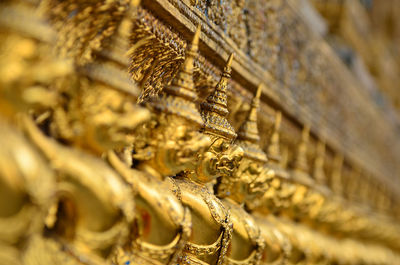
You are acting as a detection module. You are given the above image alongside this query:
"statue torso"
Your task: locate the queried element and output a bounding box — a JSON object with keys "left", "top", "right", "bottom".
{"left": 167, "top": 177, "right": 232, "bottom": 265}
{"left": 222, "top": 198, "right": 265, "bottom": 265}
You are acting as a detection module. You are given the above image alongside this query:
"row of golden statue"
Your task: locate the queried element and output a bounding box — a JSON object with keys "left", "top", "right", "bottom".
{"left": 1, "top": 0, "right": 400, "bottom": 264}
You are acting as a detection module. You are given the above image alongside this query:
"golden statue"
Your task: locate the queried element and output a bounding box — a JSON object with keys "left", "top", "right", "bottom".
{"left": 168, "top": 49, "right": 238, "bottom": 265}
{"left": 108, "top": 25, "right": 211, "bottom": 265}
{"left": 214, "top": 85, "right": 268, "bottom": 264}
{"left": 260, "top": 112, "right": 294, "bottom": 216}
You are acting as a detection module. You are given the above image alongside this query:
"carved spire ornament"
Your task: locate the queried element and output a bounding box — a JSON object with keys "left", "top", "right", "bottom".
{"left": 293, "top": 125, "right": 310, "bottom": 174}
{"left": 201, "top": 53, "right": 237, "bottom": 141}
{"left": 346, "top": 166, "right": 361, "bottom": 202}
{"left": 147, "top": 25, "right": 203, "bottom": 126}
{"left": 292, "top": 125, "right": 313, "bottom": 185}
{"left": 268, "top": 111, "right": 283, "bottom": 165}
{"left": 313, "top": 140, "right": 327, "bottom": 186}
{"left": 237, "top": 84, "right": 268, "bottom": 163}
{"left": 263, "top": 111, "right": 291, "bottom": 202}
{"left": 330, "top": 153, "right": 344, "bottom": 196}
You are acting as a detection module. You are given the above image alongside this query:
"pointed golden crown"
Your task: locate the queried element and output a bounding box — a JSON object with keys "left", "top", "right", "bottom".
{"left": 291, "top": 125, "right": 315, "bottom": 185}
{"left": 313, "top": 140, "right": 327, "bottom": 185}
{"left": 200, "top": 54, "right": 236, "bottom": 140}
{"left": 267, "top": 111, "right": 282, "bottom": 164}
{"left": 293, "top": 125, "right": 310, "bottom": 174}
{"left": 330, "top": 153, "right": 343, "bottom": 195}
{"left": 237, "top": 85, "right": 268, "bottom": 163}
{"left": 148, "top": 25, "right": 203, "bottom": 126}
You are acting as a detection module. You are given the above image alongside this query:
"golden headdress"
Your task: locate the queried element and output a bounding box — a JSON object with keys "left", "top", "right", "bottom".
{"left": 293, "top": 125, "right": 310, "bottom": 174}
{"left": 330, "top": 153, "right": 344, "bottom": 195}
{"left": 236, "top": 84, "right": 268, "bottom": 163}
{"left": 292, "top": 125, "right": 314, "bottom": 185}
{"left": 313, "top": 140, "right": 327, "bottom": 185}
{"left": 267, "top": 111, "right": 282, "bottom": 164}
{"left": 147, "top": 25, "right": 203, "bottom": 126}
{"left": 200, "top": 54, "right": 237, "bottom": 140}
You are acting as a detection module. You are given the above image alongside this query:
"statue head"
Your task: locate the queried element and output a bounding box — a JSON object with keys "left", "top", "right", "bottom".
{"left": 186, "top": 53, "right": 247, "bottom": 188}
{"left": 59, "top": 79, "right": 151, "bottom": 154}
{"left": 133, "top": 25, "right": 211, "bottom": 178}
{"left": 190, "top": 137, "right": 243, "bottom": 184}
{"left": 133, "top": 113, "right": 211, "bottom": 178}
{"left": 246, "top": 165, "right": 275, "bottom": 204}
{"left": 216, "top": 84, "right": 273, "bottom": 204}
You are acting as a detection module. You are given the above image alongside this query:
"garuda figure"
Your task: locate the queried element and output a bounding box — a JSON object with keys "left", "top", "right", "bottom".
{"left": 165, "top": 38, "right": 240, "bottom": 265}
{"left": 213, "top": 85, "right": 269, "bottom": 265}
{"left": 109, "top": 25, "right": 212, "bottom": 265}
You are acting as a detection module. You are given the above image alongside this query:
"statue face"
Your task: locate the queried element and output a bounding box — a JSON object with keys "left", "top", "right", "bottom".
{"left": 289, "top": 184, "right": 325, "bottom": 219}
{"left": 259, "top": 177, "right": 281, "bottom": 213}
{"left": 69, "top": 81, "right": 151, "bottom": 153}
{"left": 218, "top": 143, "right": 244, "bottom": 178}
{"left": 269, "top": 179, "right": 296, "bottom": 212}
{"left": 156, "top": 117, "right": 211, "bottom": 176}
{"left": 247, "top": 165, "right": 275, "bottom": 202}
{"left": 222, "top": 156, "right": 274, "bottom": 204}
{"left": 193, "top": 138, "right": 244, "bottom": 184}
{"left": 134, "top": 114, "right": 211, "bottom": 178}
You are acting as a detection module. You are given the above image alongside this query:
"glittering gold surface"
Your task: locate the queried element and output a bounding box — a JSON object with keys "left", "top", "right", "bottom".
{"left": 1, "top": 0, "right": 400, "bottom": 264}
